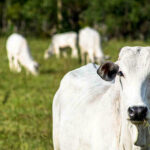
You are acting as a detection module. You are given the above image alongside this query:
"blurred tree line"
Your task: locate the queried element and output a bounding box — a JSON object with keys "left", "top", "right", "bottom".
{"left": 0, "top": 0, "right": 150, "bottom": 39}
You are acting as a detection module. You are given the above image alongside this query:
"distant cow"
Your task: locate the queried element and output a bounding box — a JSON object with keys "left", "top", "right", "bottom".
{"left": 79, "top": 27, "right": 105, "bottom": 64}
{"left": 6, "top": 33, "right": 39, "bottom": 75}
{"left": 44, "top": 32, "right": 78, "bottom": 59}
{"left": 53, "top": 46, "right": 150, "bottom": 150}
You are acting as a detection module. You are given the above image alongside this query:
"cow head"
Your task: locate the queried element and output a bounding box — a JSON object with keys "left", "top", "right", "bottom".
{"left": 28, "top": 61, "right": 39, "bottom": 76}
{"left": 44, "top": 45, "right": 53, "bottom": 59}
{"left": 44, "top": 49, "right": 53, "bottom": 59}
{"left": 97, "top": 46, "right": 150, "bottom": 147}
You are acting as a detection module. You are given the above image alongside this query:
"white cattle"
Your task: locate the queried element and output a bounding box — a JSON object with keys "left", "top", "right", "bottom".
{"left": 79, "top": 27, "right": 105, "bottom": 64}
{"left": 6, "top": 33, "right": 39, "bottom": 75}
{"left": 53, "top": 46, "right": 150, "bottom": 150}
{"left": 44, "top": 32, "right": 78, "bottom": 59}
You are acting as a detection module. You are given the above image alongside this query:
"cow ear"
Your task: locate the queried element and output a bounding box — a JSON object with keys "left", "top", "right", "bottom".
{"left": 97, "top": 62, "right": 119, "bottom": 81}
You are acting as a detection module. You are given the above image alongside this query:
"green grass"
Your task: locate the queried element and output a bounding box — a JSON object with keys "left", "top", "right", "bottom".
{"left": 0, "top": 36, "right": 150, "bottom": 150}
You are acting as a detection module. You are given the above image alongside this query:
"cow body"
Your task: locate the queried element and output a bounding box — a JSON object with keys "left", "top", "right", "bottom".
{"left": 44, "top": 32, "right": 78, "bottom": 59}
{"left": 79, "top": 27, "right": 104, "bottom": 64}
{"left": 6, "top": 33, "right": 39, "bottom": 75}
{"left": 53, "top": 47, "right": 150, "bottom": 150}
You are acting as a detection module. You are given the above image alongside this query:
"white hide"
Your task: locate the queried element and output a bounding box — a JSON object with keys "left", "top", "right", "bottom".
{"left": 6, "top": 33, "right": 39, "bottom": 75}
{"left": 79, "top": 27, "right": 104, "bottom": 64}
{"left": 53, "top": 47, "right": 150, "bottom": 150}
{"left": 44, "top": 32, "right": 78, "bottom": 59}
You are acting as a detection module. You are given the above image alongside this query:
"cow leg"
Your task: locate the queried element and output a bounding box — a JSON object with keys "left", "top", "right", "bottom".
{"left": 14, "top": 58, "right": 21, "bottom": 72}
{"left": 81, "top": 52, "right": 85, "bottom": 65}
{"left": 88, "top": 52, "right": 94, "bottom": 63}
{"left": 71, "top": 46, "right": 78, "bottom": 58}
{"left": 8, "top": 54, "right": 15, "bottom": 71}
{"left": 80, "top": 47, "right": 86, "bottom": 64}
{"left": 54, "top": 47, "right": 60, "bottom": 58}
{"left": 62, "top": 51, "right": 67, "bottom": 58}
{"left": 86, "top": 53, "right": 90, "bottom": 64}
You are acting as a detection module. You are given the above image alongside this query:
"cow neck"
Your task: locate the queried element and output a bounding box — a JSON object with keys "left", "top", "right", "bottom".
{"left": 107, "top": 78, "right": 133, "bottom": 150}
{"left": 112, "top": 78, "right": 136, "bottom": 150}
{"left": 100, "top": 81, "right": 122, "bottom": 148}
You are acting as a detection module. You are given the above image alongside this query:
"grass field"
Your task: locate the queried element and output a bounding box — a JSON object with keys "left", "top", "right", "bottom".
{"left": 0, "top": 36, "right": 150, "bottom": 150}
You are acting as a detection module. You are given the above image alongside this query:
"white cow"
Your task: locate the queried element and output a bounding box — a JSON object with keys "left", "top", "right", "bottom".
{"left": 79, "top": 27, "right": 105, "bottom": 64}
{"left": 44, "top": 32, "right": 78, "bottom": 59}
{"left": 6, "top": 33, "right": 39, "bottom": 75}
{"left": 53, "top": 46, "right": 150, "bottom": 150}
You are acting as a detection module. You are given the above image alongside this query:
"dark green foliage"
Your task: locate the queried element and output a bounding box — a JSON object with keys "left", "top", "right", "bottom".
{"left": 1, "top": 0, "right": 57, "bottom": 36}
{"left": 0, "top": 0, "right": 150, "bottom": 38}
{"left": 82, "top": 0, "right": 150, "bottom": 39}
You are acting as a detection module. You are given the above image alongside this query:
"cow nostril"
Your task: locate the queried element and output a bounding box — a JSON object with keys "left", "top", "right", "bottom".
{"left": 128, "top": 106, "right": 148, "bottom": 121}
{"left": 128, "top": 107, "right": 136, "bottom": 117}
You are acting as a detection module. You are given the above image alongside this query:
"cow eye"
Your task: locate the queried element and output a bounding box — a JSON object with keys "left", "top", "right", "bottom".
{"left": 118, "top": 71, "right": 124, "bottom": 77}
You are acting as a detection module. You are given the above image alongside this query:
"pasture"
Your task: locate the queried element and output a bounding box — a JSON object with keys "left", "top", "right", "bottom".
{"left": 0, "top": 36, "right": 149, "bottom": 150}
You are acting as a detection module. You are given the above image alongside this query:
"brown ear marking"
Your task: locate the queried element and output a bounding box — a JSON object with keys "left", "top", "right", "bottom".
{"left": 97, "top": 62, "right": 119, "bottom": 81}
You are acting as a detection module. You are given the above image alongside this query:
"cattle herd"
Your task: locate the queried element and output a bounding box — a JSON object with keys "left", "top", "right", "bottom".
{"left": 6, "top": 27, "right": 150, "bottom": 149}
{"left": 6, "top": 27, "right": 106, "bottom": 75}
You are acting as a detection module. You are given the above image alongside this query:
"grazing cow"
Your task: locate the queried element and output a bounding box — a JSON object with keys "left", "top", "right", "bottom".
{"left": 79, "top": 27, "right": 105, "bottom": 64}
{"left": 53, "top": 46, "right": 150, "bottom": 150}
{"left": 44, "top": 32, "right": 78, "bottom": 59}
{"left": 6, "top": 33, "right": 39, "bottom": 75}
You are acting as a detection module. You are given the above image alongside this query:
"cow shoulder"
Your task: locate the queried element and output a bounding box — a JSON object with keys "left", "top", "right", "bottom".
{"left": 58, "top": 64, "right": 112, "bottom": 104}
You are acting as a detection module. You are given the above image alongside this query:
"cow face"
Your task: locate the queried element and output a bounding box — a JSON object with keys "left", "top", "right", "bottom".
{"left": 97, "top": 46, "right": 150, "bottom": 124}
{"left": 28, "top": 61, "right": 39, "bottom": 76}
{"left": 44, "top": 49, "right": 53, "bottom": 59}
{"left": 44, "top": 45, "right": 54, "bottom": 59}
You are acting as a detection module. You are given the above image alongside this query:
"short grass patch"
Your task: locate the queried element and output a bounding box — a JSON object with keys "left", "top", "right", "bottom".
{"left": 0, "top": 36, "right": 150, "bottom": 149}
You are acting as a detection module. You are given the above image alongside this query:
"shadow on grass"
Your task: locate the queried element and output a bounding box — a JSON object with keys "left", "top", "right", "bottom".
{"left": 40, "top": 68, "right": 57, "bottom": 74}
{"left": 2, "top": 90, "right": 11, "bottom": 104}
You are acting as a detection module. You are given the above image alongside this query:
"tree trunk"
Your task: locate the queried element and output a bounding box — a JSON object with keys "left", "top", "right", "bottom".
{"left": 57, "top": 0, "right": 62, "bottom": 30}
{"left": 2, "top": 4, "right": 7, "bottom": 33}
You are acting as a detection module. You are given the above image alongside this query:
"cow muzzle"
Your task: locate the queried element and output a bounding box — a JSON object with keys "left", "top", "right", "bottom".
{"left": 128, "top": 106, "right": 148, "bottom": 124}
